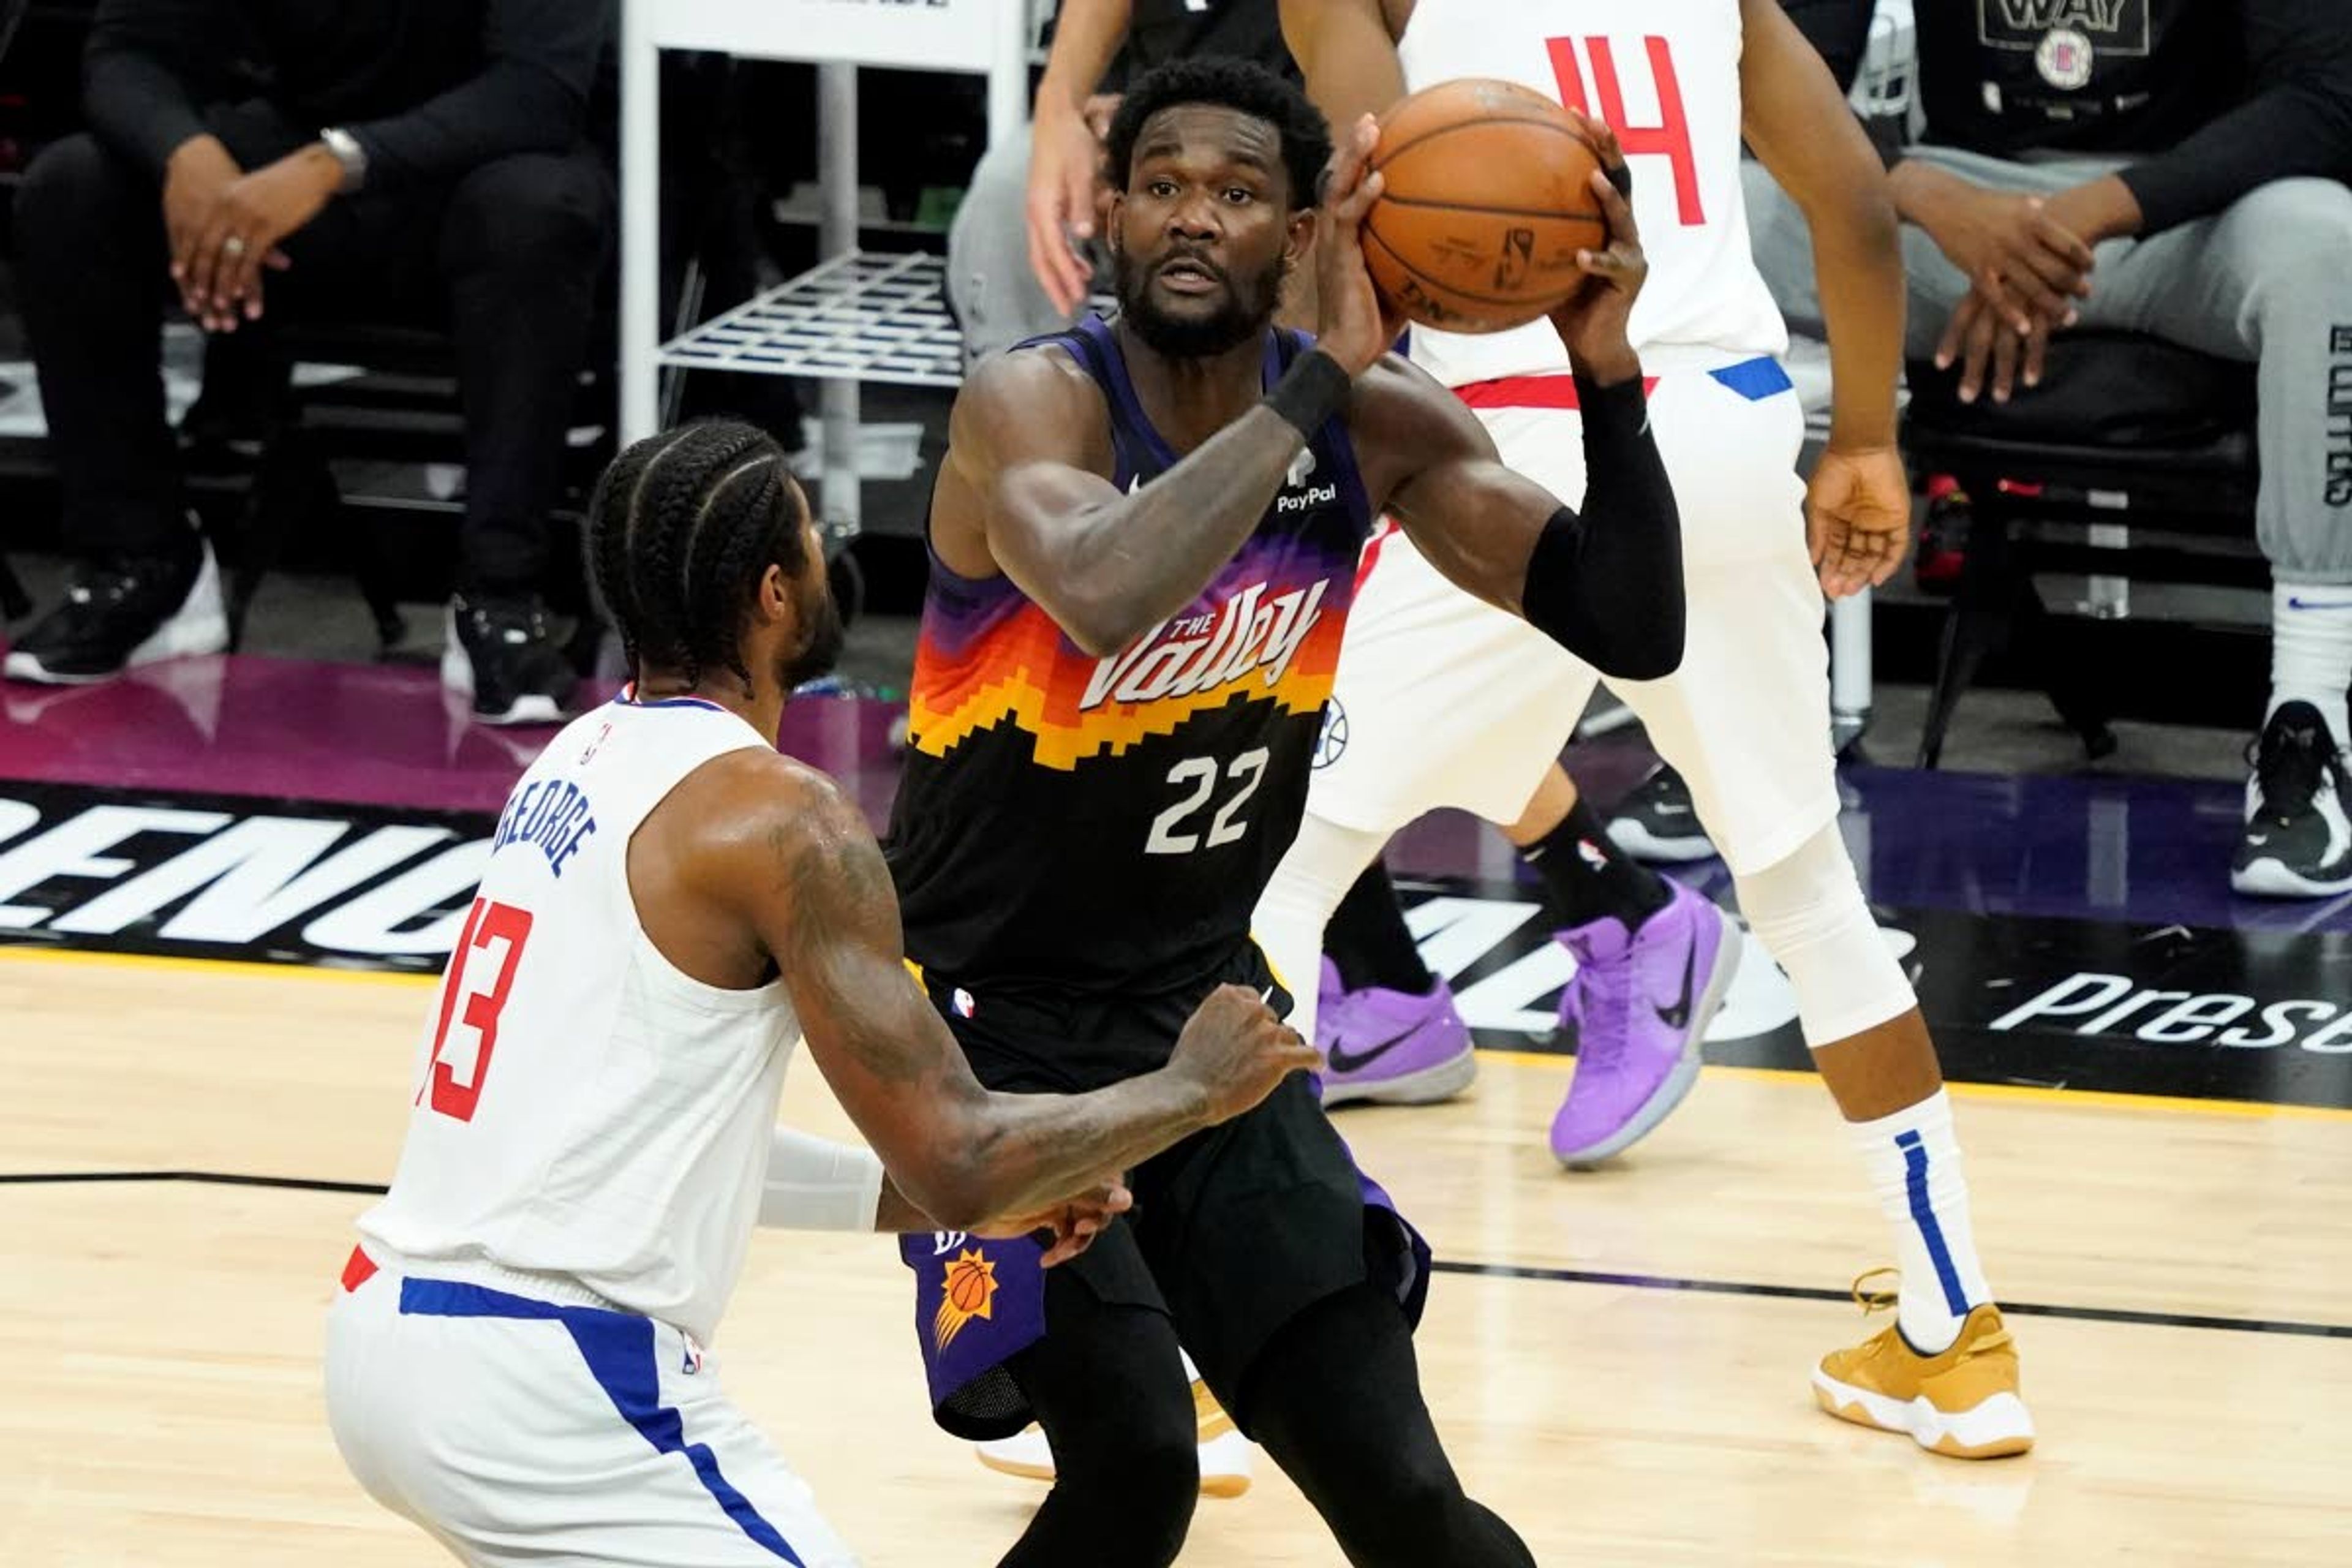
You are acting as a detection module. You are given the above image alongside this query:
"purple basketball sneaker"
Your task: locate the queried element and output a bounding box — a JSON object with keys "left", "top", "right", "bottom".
{"left": 1549, "top": 880, "right": 1740, "bottom": 1166}
{"left": 1315, "top": 957, "right": 1477, "bottom": 1107}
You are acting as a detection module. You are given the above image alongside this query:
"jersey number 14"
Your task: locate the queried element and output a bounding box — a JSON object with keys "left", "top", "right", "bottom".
{"left": 1545, "top": 35, "right": 1705, "bottom": 228}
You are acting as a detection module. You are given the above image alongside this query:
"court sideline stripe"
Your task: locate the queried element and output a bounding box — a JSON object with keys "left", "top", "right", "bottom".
{"left": 5, "top": 1168, "right": 2346, "bottom": 1341}
{"left": 0, "top": 1169, "right": 391, "bottom": 1196}
{"left": 1424, "top": 1259, "right": 2352, "bottom": 1340}
{"left": 9, "top": 945, "right": 2351, "bottom": 1123}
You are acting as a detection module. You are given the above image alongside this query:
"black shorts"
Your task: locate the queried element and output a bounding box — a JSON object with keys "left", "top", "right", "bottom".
{"left": 898, "top": 959, "right": 1431, "bottom": 1440}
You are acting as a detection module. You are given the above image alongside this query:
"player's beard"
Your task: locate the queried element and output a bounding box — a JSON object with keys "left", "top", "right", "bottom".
{"left": 1114, "top": 245, "right": 1288, "bottom": 358}
{"left": 781, "top": 578, "right": 846, "bottom": 693}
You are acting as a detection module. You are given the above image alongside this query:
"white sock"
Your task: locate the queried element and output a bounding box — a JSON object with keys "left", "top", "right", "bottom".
{"left": 2270, "top": 584, "right": 2352, "bottom": 752}
{"left": 1849, "top": 1089, "right": 1992, "bottom": 1352}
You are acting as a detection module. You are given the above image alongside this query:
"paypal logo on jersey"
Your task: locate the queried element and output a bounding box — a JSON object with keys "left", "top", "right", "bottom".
{"left": 491, "top": 777, "right": 598, "bottom": 878}
{"left": 1278, "top": 445, "right": 1338, "bottom": 513}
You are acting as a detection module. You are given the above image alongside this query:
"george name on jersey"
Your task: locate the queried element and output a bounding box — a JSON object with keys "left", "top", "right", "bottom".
{"left": 1080, "top": 578, "right": 1328, "bottom": 712}
{"left": 491, "top": 777, "right": 599, "bottom": 879}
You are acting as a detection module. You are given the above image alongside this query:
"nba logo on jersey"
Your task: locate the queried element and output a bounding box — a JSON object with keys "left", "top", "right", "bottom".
{"left": 951, "top": 987, "right": 976, "bottom": 1018}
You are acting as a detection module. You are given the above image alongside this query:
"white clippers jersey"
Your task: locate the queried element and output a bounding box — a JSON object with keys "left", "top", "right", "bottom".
{"left": 357, "top": 695, "right": 790, "bottom": 1344}
{"left": 1396, "top": 0, "right": 1787, "bottom": 385}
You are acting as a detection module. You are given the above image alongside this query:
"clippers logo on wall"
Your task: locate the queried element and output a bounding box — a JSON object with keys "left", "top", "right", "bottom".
{"left": 6, "top": 778, "right": 2350, "bottom": 1111}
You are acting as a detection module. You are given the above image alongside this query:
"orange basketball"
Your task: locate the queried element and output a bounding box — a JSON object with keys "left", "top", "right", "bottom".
{"left": 944, "top": 1259, "right": 993, "bottom": 1314}
{"left": 1365, "top": 78, "right": 1605, "bottom": 335}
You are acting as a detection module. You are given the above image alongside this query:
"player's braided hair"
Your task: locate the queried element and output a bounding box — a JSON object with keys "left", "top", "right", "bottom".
{"left": 586, "top": 420, "right": 811, "bottom": 690}
{"left": 1107, "top": 58, "right": 1333, "bottom": 212}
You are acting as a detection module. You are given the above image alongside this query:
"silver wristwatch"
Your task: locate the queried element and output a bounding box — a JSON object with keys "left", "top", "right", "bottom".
{"left": 320, "top": 126, "right": 369, "bottom": 194}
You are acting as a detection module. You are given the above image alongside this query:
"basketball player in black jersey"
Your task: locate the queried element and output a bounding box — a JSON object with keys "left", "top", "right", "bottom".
{"left": 886, "top": 59, "right": 1678, "bottom": 1567}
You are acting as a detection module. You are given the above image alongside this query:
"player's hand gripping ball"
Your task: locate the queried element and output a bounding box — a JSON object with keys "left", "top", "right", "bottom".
{"left": 1363, "top": 78, "right": 1610, "bottom": 334}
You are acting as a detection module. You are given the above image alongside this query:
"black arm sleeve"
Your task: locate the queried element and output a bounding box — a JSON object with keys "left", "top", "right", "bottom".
{"left": 345, "top": 0, "right": 612, "bottom": 188}
{"left": 83, "top": 0, "right": 239, "bottom": 178}
{"left": 2117, "top": 0, "right": 2352, "bottom": 236}
{"left": 1519, "top": 377, "right": 1686, "bottom": 681}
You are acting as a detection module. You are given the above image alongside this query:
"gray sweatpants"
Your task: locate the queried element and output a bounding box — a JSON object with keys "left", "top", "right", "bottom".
{"left": 1745, "top": 146, "right": 2352, "bottom": 585}
{"left": 946, "top": 122, "right": 1090, "bottom": 368}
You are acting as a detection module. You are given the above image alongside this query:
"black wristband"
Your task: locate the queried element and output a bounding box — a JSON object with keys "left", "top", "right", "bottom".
{"left": 1264, "top": 348, "right": 1351, "bottom": 440}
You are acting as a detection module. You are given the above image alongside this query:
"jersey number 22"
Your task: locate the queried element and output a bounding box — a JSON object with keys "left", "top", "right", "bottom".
{"left": 1146, "top": 747, "right": 1270, "bottom": 854}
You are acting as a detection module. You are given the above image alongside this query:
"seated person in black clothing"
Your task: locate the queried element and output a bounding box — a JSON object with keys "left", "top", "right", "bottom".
{"left": 4, "top": 0, "right": 614, "bottom": 727}
{"left": 1747, "top": 0, "right": 2352, "bottom": 896}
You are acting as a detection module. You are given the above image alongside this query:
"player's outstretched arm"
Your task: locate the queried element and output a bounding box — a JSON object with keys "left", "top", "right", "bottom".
{"left": 1278, "top": 0, "right": 1408, "bottom": 132}
{"left": 760, "top": 1125, "right": 1131, "bottom": 1267}
{"left": 1740, "top": 0, "right": 1901, "bottom": 455}
{"left": 1026, "top": 0, "right": 1136, "bottom": 315}
{"left": 1359, "top": 353, "right": 1684, "bottom": 682}
{"left": 704, "top": 758, "right": 1318, "bottom": 1229}
{"left": 1355, "top": 118, "right": 1684, "bottom": 680}
{"left": 935, "top": 349, "right": 1313, "bottom": 657}
{"left": 1740, "top": 0, "right": 1913, "bottom": 597}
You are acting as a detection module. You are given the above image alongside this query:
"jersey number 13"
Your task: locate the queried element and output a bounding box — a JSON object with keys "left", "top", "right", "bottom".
{"left": 417, "top": 896, "right": 534, "bottom": 1122}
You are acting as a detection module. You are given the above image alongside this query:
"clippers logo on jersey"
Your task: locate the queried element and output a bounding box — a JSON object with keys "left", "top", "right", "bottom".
{"left": 907, "top": 542, "right": 1352, "bottom": 771}
{"left": 2035, "top": 29, "right": 2095, "bottom": 89}
{"left": 932, "top": 1249, "right": 1000, "bottom": 1351}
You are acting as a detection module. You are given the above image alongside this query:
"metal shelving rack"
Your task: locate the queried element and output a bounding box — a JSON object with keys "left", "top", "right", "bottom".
{"left": 619, "top": 0, "right": 1031, "bottom": 539}
{"left": 659, "top": 251, "right": 968, "bottom": 391}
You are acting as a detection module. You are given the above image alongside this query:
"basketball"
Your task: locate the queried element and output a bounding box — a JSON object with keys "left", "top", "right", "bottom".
{"left": 1365, "top": 78, "right": 1605, "bottom": 334}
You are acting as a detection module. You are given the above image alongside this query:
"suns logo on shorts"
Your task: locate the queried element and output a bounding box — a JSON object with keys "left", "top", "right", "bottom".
{"left": 933, "top": 1248, "right": 1000, "bottom": 1351}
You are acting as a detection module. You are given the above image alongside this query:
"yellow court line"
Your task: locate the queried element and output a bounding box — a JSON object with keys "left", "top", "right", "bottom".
{"left": 0, "top": 943, "right": 436, "bottom": 989}
{"left": 7, "top": 943, "right": 2350, "bottom": 1123}
{"left": 1477, "top": 1047, "right": 2352, "bottom": 1124}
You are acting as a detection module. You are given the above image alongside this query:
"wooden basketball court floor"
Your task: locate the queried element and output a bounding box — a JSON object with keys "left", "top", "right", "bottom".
{"left": 6, "top": 943, "right": 2350, "bottom": 1567}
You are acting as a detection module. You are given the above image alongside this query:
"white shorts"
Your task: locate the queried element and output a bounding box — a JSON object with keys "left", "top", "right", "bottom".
{"left": 326, "top": 1248, "right": 857, "bottom": 1567}
{"left": 1306, "top": 360, "right": 1838, "bottom": 876}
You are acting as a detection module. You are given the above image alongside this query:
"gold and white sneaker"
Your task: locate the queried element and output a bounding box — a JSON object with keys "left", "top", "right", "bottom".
{"left": 1812, "top": 1270, "right": 2036, "bottom": 1460}
{"left": 975, "top": 1377, "right": 1253, "bottom": 1498}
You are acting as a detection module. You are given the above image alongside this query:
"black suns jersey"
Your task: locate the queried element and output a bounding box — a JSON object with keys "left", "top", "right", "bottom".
{"left": 886, "top": 316, "right": 1373, "bottom": 1001}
